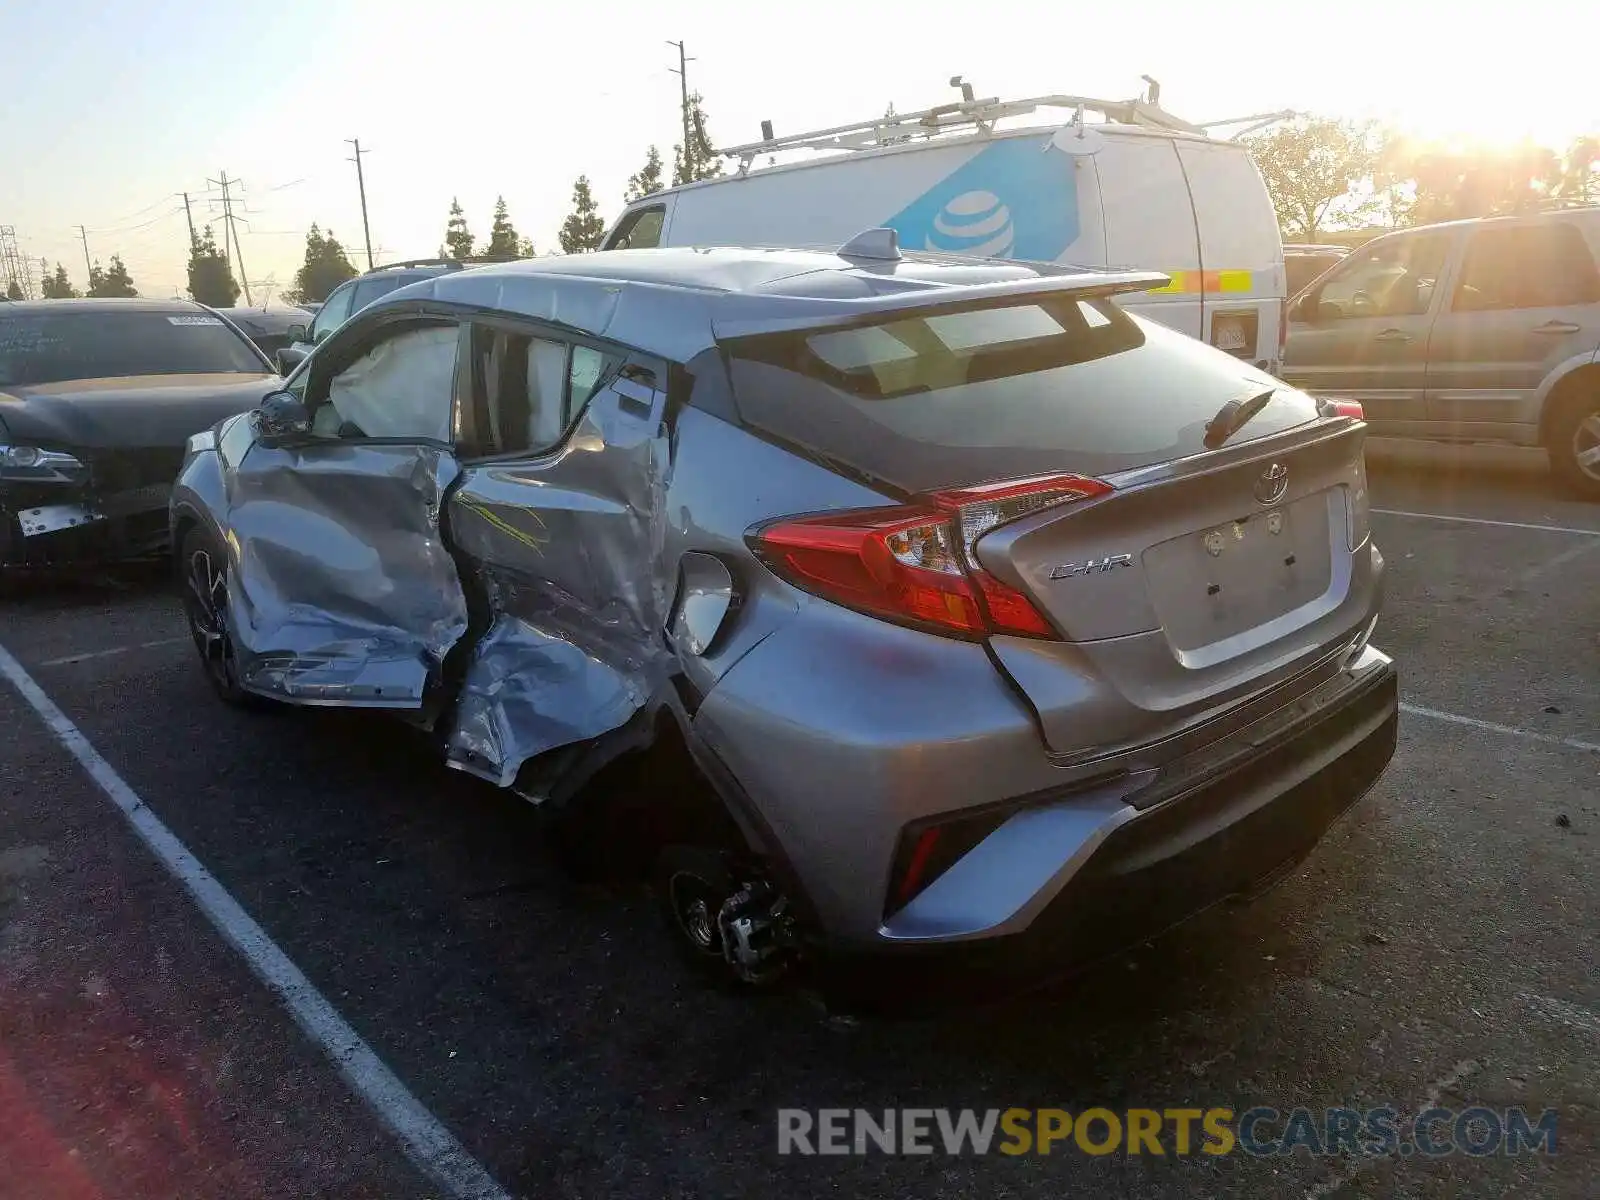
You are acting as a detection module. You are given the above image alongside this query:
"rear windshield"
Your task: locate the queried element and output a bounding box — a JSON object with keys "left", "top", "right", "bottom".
{"left": 723, "top": 295, "right": 1319, "bottom": 494}
{"left": 0, "top": 311, "right": 267, "bottom": 387}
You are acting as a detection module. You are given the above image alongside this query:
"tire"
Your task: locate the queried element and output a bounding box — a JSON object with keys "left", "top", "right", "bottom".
{"left": 177, "top": 525, "right": 264, "bottom": 708}
{"left": 1546, "top": 385, "right": 1600, "bottom": 501}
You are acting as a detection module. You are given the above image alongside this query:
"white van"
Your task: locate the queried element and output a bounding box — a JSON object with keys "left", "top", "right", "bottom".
{"left": 602, "top": 86, "right": 1289, "bottom": 372}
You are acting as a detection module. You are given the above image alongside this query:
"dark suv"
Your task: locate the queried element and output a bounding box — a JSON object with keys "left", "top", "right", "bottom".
{"left": 277, "top": 260, "right": 475, "bottom": 373}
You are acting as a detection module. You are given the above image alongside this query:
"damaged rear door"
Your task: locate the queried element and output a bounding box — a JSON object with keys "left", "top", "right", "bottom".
{"left": 223, "top": 307, "right": 472, "bottom": 706}
{"left": 441, "top": 317, "right": 674, "bottom": 787}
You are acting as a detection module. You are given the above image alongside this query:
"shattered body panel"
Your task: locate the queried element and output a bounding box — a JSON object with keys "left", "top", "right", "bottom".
{"left": 444, "top": 368, "right": 675, "bottom": 786}
{"left": 224, "top": 438, "right": 469, "bottom": 706}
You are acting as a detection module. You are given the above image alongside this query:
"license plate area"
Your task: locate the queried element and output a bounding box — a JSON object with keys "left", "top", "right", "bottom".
{"left": 1142, "top": 491, "right": 1335, "bottom": 654}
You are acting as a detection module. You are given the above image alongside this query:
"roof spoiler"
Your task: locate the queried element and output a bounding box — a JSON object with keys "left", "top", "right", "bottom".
{"left": 712, "top": 268, "right": 1172, "bottom": 341}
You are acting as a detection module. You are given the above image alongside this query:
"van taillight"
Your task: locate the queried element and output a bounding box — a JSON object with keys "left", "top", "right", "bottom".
{"left": 750, "top": 474, "right": 1112, "bottom": 640}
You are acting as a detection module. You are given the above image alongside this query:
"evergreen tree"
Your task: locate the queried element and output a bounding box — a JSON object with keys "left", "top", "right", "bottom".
{"left": 625, "top": 146, "right": 665, "bottom": 202}
{"left": 517, "top": 236, "right": 536, "bottom": 258}
{"left": 444, "top": 198, "right": 475, "bottom": 261}
{"left": 86, "top": 255, "right": 138, "bottom": 298}
{"left": 672, "top": 93, "right": 724, "bottom": 186}
{"left": 290, "top": 224, "right": 357, "bottom": 302}
{"left": 41, "top": 263, "right": 78, "bottom": 299}
{"left": 558, "top": 176, "right": 606, "bottom": 254}
{"left": 186, "top": 227, "right": 240, "bottom": 307}
{"left": 483, "top": 196, "right": 522, "bottom": 259}
{"left": 5, "top": 280, "right": 24, "bottom": 301}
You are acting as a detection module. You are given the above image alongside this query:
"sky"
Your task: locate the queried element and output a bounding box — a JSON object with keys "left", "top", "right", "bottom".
{"left": 3, "top": 0, "right": 1596, "bottom": 304}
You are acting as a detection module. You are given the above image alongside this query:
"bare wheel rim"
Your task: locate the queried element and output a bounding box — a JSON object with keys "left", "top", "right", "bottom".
{"left": 184, "top": 547, "right": 238, "bottom": 691}
{"left": 1572, "top": 410, "right": 1600, "bottom": 483}
{"left": 668, "top": 872, "right": 724, "bottom": 956}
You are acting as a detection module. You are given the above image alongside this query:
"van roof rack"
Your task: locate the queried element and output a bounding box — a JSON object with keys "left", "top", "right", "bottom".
{"left": 719, "top": 76, "right": 1295, "bottom": 175}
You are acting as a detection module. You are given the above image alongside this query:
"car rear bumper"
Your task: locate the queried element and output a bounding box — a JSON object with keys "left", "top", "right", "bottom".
{"left": 820, "top": 647, "right": 1397, "bottom": 1003}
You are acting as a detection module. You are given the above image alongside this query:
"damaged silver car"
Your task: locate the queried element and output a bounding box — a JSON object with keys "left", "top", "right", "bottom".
{"left": 170, "top": 238, "right": 1398, "bottom": 994}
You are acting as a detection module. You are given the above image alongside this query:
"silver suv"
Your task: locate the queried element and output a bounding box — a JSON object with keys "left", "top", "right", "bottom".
{"left": 1282, "top": 207, "right": 1600, "bottom": 498}
{"left": 172, "top": 241, "right": 1397, "bottom": 995}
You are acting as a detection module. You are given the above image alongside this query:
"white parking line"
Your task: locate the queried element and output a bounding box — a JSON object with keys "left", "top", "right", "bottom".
{"left": 38, "top": 637, "right": 190, "bottom": 668}
{"left": 1400, "top": 701, "right": 1600, "bottom": 754}
{"left": 1372, "top": 508, "right": 1600, "bottom": 537}
{"left": 0, "top": 641, "right": 512, "bottom": 1200}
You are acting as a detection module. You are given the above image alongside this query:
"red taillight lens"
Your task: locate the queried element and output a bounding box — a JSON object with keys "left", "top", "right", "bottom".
{"left": 751, "top": 473, "right": 1111, "bottom": 640}
{"left": 1318, "top": 398, "right": 1365, "bottom": 419}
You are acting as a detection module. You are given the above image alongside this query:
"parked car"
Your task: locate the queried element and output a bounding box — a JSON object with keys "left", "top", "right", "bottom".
{"left": 171, "top": 241, "right": 1397, "bottom": 994}
{"left": 1, "top": 299, "right": 277, "bottom": 566}
{"left": 604, "top": 82, "right": 1290, "bottom": 371}
{"left": 1284, "top": 243, "right": 1350, "bottom": 298}
{"left": 277, "top": 258, "right": 505, "bottom": 374}
{"left": 217, "top": 305, "right": 320, "bottom": 363}
{"left": 1282, "top": 208, "right": 1600, "bottom": 498}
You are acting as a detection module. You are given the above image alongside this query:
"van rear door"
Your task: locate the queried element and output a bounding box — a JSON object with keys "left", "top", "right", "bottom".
{"left": 1175, "top": 140, "right": 1287, "bottom": 370}
{"left": 1094, "top": 136, "right": 1202, "bottom": 340}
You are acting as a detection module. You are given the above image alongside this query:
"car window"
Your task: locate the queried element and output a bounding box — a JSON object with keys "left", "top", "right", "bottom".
{"left": 310, "top": 284, "right": 355, "bottom": 341}
{"left": 1452, "top": 223, "right": 1600, "bottom": 312}
{"left": 310, "top": 322, "right": 458, "bottom": 442}
{"left": 351, "top": 274, "right": 408, "bottom": 314}
{"left": 0, "top": 310, "right": 267, "bottom": 386}
{"left": 468, "top": 326, "right": 624, "bottom": 456}
{"left": 1315, "top": 234, "right": 1450, "bottom": 319}
{"left": 604, "top": 206, "right": 665, "bottom": 251}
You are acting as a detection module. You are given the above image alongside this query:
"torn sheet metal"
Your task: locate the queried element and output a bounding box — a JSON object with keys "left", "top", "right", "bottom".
{"left": 224, "top": 442, "right": 469, "bottom": 706}
{"left": 443, "top": 367, "right": 675, "bottom": 785}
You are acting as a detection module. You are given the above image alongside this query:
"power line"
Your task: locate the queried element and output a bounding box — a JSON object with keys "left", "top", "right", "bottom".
{"left": 207, "top": 170, "right": 252, "bottom": 305}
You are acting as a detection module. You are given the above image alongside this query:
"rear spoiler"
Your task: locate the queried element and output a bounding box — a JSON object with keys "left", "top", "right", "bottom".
{"left": 712, "top": 269, "right": 1172, "bottom": 341}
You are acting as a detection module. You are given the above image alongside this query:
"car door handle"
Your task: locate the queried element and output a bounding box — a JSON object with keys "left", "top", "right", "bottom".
{"left": 1373, "top": 328, "right": 1413, "bottom": 343}
{"left": 1531, "top": 321, "right": 1581, "bottom": 335}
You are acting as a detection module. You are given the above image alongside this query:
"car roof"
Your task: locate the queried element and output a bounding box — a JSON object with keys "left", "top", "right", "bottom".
{"left": 217, "top": 306, "right": 312, "bottom": 333}
{"left": 1375, "top": 206, "right": 1600, "bottom": 238}
{"left": 1283, "top": 244, "right": 1349, "bottom": 255}
{"left": 378, "top": 244, "right": 1165, "bottom": 362}
{"left": 0, "top": 297, "right": 211, "bottom": 315}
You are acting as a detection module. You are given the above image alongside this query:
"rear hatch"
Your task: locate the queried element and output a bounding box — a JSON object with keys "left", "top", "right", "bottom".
{"left": 724, "top": 289, "right": 1377, "bottom": 760}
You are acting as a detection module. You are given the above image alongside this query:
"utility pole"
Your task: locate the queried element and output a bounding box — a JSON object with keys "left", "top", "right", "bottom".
{"left": 76, "top": 225, "right": 93, "bottom": 285}
{"left": 667, "top": 40, "right": 695, "bottom": 180}
{"left": 182, "top": 192, "right": 197, "bottom": 248}
{"left": 346, "top": 138, "right": 375, "bottom": 270}
{"left": 209, "top": 170, "right": 251, "bottom": 305}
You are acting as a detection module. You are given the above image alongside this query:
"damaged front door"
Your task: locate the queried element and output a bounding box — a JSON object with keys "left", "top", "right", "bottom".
{"left": 223, "top": 311, "right": 472, "bottom": 707}
{"left": 442, "top": 320, "right": 674, "bottom": 786}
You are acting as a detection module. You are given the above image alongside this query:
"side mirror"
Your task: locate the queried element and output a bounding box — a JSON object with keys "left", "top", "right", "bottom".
{"left": 286, "top": 323, "right": 308, "bottom": 344}
{"left": 275, "top": 345, "right": 309, "bottom": 375}
{"left": 250, "top": 390, "right": 312, "bottom": 447}
{"left": 314, "top": 326, "right": 334, "bottom": 345}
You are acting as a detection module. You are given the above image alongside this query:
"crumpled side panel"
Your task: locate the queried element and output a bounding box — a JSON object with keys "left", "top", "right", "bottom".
{"left": 442, "top": 376, "right": 673, "bottom": 785}
{"left": 227, "top": 443, "right": 470, "bottom": 706}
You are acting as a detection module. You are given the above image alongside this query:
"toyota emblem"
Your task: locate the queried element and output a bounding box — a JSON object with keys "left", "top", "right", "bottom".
{"left": 1254, "top": 462, "right": 1289, "bottom": 506}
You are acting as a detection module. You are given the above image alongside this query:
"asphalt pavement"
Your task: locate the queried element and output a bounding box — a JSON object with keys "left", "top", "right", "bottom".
{"left": 0, "top": 439, "right": 1595, "bottom": 1199}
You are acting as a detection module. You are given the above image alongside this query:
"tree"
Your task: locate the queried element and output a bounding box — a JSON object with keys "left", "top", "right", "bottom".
{"left": 1399, "top": 140, "right": 1561, "bottom": 225}
{"left": 86, "top": 255, "right": 138, "bottom": 298}
{"left": 4, "top": 280, "right": 22, "bottom": 301}
{"left": 40, "top": 263, "right": 78, "bottom": 299}
{"left": 483, "top": 196, "right": 522, "bottom": 259}
{"left": 517, "top": 236, "right": 536, "bottom": 258}
{"left": 1555, "top": 135, "right": 1598, "bottom": 204}
{"left": 672, "top": 92, "right": 724, "bottom": 186}
{"left": 443, "top": 198, "right": 475, "bottom": 261}
{"left": 625, "top": 146, "right": 665, "bottom": 203}
{"left": 1244, "top": 117, "right": 1381, "bottom": 239}
{"left": 290, "top": 224, "right": 357, "bottom": 302}
{"left": 187, "top": 227, "right": 240, "bottom": 307}
{"left": 558, "top": 176, "right": 606, "bottom": 253}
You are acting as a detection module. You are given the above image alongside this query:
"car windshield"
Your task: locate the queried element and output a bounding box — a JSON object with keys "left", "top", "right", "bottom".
{"left": 0, "top": 310, "right": 266, "bottom": 387}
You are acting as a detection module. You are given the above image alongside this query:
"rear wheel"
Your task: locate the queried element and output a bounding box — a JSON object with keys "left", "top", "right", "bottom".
{"left": 654, "top": 844, "right": 793, "bottom": 990}
{"left": 179, "top": 526, "right": 261, "bottom": 707}
{"left": 1547, "top": 386, "right": 1600, "bottom": 501}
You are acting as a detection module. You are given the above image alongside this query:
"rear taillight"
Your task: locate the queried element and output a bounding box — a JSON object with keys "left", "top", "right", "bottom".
{"left": 1318, "top": 398, "right": 1365, "bottom": 419}
{"left": 751, "top": 473, "right": 1111, "bottom": 640}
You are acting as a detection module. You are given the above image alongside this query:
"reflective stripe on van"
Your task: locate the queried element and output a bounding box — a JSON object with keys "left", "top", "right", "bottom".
{"left": 1148, "top": 269, "right": 1257, "bottom": 295}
